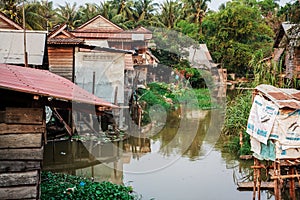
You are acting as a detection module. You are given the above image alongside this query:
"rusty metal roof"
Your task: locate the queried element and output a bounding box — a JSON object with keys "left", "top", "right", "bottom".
{"left": 0, "top": 64, "right": 118, "bottom": 110}
{"left": 256, "top": 84, "right": 300, "bottom": 109}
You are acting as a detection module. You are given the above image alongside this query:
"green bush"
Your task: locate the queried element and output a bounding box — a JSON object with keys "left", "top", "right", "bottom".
{"left": 41, "top": 171, "right": 135, "bottom": 200}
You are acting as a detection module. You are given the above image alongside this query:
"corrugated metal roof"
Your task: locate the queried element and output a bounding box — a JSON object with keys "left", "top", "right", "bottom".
{"left": 0, "top": 64, "right": 118, "bottom": 110}
{"left": 0, "top": 29, "right": 46, "bottom": 65}
{"left": 256, "top": 84, "right": 300, "bottom": 109}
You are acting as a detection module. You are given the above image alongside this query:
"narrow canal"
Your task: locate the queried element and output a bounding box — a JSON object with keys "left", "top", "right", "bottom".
{"left": 43, "top": 110, "right": 275, "bottom": 200}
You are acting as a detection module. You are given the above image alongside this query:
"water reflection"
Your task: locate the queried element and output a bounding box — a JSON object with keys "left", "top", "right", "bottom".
{"left": 43, "top": 110, "right": 272, "bottom": 199}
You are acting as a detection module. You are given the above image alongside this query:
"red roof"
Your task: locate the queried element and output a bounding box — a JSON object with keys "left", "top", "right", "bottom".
{"left": 0, "top": 64, "right": 118, "bottom": 110}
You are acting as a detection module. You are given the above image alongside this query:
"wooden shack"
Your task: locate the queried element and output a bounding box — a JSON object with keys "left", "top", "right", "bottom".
{"left": 47, "top": 15, "right": 154, "bottom": 83}
{"left": 47, "top": 24, "right": 85, "bottom": 81}
{"left": 242, "top": 84, "right": 300, "bottom": 200}
{"left": 0, "top": 64, "right": 117, "bottom": 199}
{"left": 274, "top": 22, "right": 300, "bottom": 79}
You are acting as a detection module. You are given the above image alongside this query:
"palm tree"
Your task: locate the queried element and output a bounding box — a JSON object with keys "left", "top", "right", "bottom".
{"left": 182, "top": 0, "right": 210, "bottom": 34}
{"left": 23, "top": 1, "right": 55, "bottom": 30}
{"left": 0, "top": 0, "right": 22, "bottom": 24}
{"left": 159, "top": 0, "right": 182, "bottom": 29}
{"left": 98, "top": 1, "right": 115, "bottom": 21}
{"left": 78, "top": 3, "right": 102, "bottom": 24}
{"left": 109, "top": 0, "right": 134, "bottom": 21}
{"left": 133, "top": 0, "right": 163, "bottom": 27}
{"left": 56, "top": 2, "right": 81, "bottom": 29}
{"left": 134, "top": 0, "right": 159, "bottom": 21}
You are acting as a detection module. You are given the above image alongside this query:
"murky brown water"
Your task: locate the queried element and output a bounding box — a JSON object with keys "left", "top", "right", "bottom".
{"left": 43, "top": 110, "right": 275, "bottom": 200}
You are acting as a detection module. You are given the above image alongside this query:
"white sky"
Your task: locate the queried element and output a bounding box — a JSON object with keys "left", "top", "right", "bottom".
{"left": 51, "top": 0, "right": 293, "bottom": 11}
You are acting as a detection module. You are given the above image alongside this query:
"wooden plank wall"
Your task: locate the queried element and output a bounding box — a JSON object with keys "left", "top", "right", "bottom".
{"left": 48, "top": 46, "right": 73, "bottom": 81}
{"left": 0, "top": 107, "right": 44, "bottom": 200}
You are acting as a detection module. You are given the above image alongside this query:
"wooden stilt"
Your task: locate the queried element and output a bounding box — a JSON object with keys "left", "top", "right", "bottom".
{"left": 257, "top": 160, "right": 261, "bottom": 200}
{"left": 289, "top": 167, "right": 296, "bottom": 200}
{"left": 253, "top": 158, "right": 257, "bottom": 200}
{"left": 273, "top": 161, "right": 279, "bottom": 200}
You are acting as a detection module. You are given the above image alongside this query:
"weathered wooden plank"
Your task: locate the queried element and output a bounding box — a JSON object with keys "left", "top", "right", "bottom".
{"left": 0, "top": 124, "right": 44, "bottom": 134}
{"left": 0, "top": 186, "right": 37, "bottom": 199}
{"left": 0, "top": 111, "right": 5, "bottom": 123}
{"left": 0, "top": 171, "right": 39, "bottom": 187}
{"left": 0, "top": 133, "right": 42, "bottom": 149}
{"left": 0, "top": 161, "right": 40, "bottom": 172}
{"left": 0, "top": 147, "right": 43, "bottom": 160}
{"left": 5, "top": 108, "right": 43, "bottom": 124}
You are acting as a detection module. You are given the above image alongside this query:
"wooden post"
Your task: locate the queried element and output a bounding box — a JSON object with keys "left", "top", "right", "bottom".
{"left": 22, "top": 0, "right": 28, "bottom": 68}
{"left": 273, "top": 160, "right": 282, "bottom": 200}
{"left": 289, "top": 167, "right": 296, "bottom": 200}
{"left": 253, "top": 158, "right": 257, "bottom": 200}
{"left": 257, "top": 160, "right": 261, "bottom": 200}
{"left": 92, "top": 71, "right": 95, "bottom": 94}
{"left": 51, "top": 107, "right": 72, "bottom": 136}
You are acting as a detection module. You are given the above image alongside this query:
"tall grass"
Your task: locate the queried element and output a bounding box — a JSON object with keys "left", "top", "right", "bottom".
{"left": 222, "top": 91, "right": 252, "bottom": 136}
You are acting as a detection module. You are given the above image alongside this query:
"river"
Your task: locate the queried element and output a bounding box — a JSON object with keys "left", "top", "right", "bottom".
{"left": 43, "top": 110, "right": 275, "bottom": 200}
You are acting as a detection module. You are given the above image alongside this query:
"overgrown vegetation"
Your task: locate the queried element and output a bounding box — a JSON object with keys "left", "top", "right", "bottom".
{"left": 41, "top": 171, "right": 136, "bottom": 200}
{"left": 222, "top": 91, "right": 252, "bottom": 156}
{"left": 135, "top": 82, "right": 215, "bottom": 125}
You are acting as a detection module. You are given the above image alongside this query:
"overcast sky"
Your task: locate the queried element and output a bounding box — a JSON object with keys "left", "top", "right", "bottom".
{"left": 51, "top": 0, "right": 293, "bottom": 11}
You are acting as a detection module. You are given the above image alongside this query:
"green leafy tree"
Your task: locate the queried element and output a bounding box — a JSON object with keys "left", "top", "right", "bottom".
{"left": 202, "top": 0, "right": 274, "bottom": 76}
